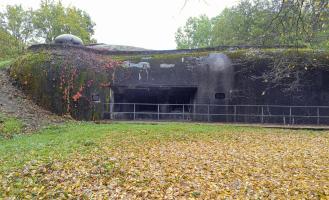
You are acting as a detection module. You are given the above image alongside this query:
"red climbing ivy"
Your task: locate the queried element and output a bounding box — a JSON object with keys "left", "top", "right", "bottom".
{"left": 72, "top": 86, "right": 83, "bottom": 102}
{"left": 57, "top": 49, "right": 122, "bottom": 112}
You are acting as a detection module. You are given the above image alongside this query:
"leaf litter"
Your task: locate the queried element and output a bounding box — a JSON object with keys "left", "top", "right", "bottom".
{"left": 1, "top": 128, "right": 329, "bottom": 199}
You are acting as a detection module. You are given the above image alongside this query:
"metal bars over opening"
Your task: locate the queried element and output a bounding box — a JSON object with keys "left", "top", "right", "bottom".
{"left": 99, "top": 103, "right": 329, "bottom": 125}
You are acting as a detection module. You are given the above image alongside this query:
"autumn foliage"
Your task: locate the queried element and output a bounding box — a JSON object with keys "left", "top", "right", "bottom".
{"left": 1, "top": 123, "right": 328, "bottom": 199}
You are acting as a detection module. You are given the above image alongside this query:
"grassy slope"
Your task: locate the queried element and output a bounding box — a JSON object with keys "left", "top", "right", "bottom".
{"left": 0, "top": 59, "right": 13, "bottom": 69}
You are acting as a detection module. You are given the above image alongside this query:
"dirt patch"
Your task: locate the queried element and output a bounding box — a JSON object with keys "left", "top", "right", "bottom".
{"left": 0, "top": 68, "right": 66, "bottom": 133}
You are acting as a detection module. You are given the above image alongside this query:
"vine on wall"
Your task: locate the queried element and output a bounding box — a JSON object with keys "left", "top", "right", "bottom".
{"left": 57, "top": 49, "right": 122, "bottom": 114}
{"left": 10, "top": 49, "right": 122, "bottom": 119}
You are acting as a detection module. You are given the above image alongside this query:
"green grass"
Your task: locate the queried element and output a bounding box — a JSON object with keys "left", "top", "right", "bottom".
{"left": 0, "top": 122, "right": 223, "bottom": 170}
{"left": 0, "top": 121, "right": 325, "bottom": 172}
{"left": 0, "top": 122, "right": 328, "bottom": 198}
{"left": 0, "top": 59, "right": 13, "bottom": 69}
{"left": 0, "top": 114, "right": 23, "bottom": 139}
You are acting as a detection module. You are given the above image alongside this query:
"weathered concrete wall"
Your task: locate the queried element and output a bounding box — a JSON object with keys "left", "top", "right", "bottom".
{"left": 9, "top": 44, "right": 329, "bottom": 122}
{"left": 230, "top": 51, "right": 329, "bottom": 106}
{"left": 113, "top": 52, "right": 233, "bottom": 104}
{"left": 10, "top": 48, "right": 115, "bottom": 120}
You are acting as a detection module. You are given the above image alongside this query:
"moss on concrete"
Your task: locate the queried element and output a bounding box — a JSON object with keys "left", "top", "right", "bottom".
{"left": 10, "top": 47, "right": 329, "bottom": 121}
{"left": 9, "top": 50, "right": 115, "bottom": 119}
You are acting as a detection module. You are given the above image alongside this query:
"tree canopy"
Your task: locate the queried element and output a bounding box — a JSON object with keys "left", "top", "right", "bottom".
{"left": 33, "top": 0, "right": 95, "bottom": 43}
{"left": 175, "top": 15, "right": 214, "bottom": 49}
{"left": 0, "top": 0, "right": 96, "bottom": 47}
{"left": 176, "top": 0, "right": 329, "bottom": 49}
{"left": 0, "top": 27, "right": 22, "bottom": 58}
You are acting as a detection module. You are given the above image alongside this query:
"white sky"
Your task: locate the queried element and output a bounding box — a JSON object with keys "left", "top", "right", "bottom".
{"left": 0, "top": 0, "right": 239, "bottom": 49}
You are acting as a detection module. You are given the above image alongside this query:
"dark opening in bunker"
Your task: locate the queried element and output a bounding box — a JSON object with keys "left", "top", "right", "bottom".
{"left": 215, "top": 93, "right": 226, "bottom": 99}
{"left": 111, "top": 86, "right": 197, "bottom": 119}
{"left": 91, "top": 94, "right": 100, "bottom": 102}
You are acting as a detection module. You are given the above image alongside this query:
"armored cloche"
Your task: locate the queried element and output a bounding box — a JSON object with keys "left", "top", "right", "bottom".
{"left": 54, "top": 34, "right": 83, "bottom": 45}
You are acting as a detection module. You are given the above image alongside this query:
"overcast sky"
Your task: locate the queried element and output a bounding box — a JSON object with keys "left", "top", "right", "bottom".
{"left": 0, "top": 0, "right": 239, "bottom": 50}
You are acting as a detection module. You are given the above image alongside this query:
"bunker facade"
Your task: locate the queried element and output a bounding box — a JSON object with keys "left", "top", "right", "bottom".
{"left": 10, "top": 44, "right": 329, "bottom": 124}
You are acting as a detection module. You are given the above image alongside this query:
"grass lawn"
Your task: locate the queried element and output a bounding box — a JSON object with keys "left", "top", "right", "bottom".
{"left": 0, "top": 122, "right": 328, "bottom": 199}
{"left": 0, "top": 114, "right": 23, "bottom": 139}
{"left": 0, "top": 59, "right": 13, "bottom": 69}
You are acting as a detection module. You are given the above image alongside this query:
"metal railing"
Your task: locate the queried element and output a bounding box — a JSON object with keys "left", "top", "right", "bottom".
{"left": 98, "top": 103, "right": 329, "bottom": 125}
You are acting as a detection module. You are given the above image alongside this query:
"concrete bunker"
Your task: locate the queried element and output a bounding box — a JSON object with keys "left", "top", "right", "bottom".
{"left": 98, "top": 52, "right": 233, "bottom": 121}
{"left": 10, "top": 43, "right": 329, "bottom": 124}
{"left": 108, "top": 86, "right": 198, "bottom": 120}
